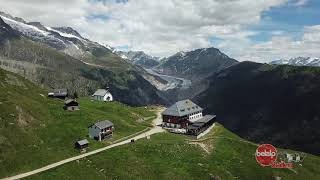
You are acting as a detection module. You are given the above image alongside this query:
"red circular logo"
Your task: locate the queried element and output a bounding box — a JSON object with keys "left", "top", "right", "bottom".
{"left": 255, "top": 144, "right": 277, "bottom": 166}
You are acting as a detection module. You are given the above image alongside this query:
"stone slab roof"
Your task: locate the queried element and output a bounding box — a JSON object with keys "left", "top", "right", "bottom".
{"left": 92, "top": 89, "right": 109, "bottom": 97}
{"left": 77, "top": 139, "right": 89, "bottom": 146}
{"left": 162, "top": 99, "right": 203, "bottom": 117}
{"left": 94, "top": 120, "right": 114, "bottom": 129}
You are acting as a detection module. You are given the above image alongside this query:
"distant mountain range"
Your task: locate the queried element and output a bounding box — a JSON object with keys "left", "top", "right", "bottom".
{"left": 118, "top": 47, "right": 238, "bottom": 82}
{"left": 270, "top": 57, "right": 320, "bottom": 67}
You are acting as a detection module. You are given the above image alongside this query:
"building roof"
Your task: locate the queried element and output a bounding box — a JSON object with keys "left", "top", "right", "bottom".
{"left": 194, "top": 115, "right": 216, "bottom": 124}
{"left": 187, "top": 126, "right": 201, "bottom": 130}
{"left": 187, "top": 115, "right": 216, "bottom": 130}
{"left": 92, "top": 89, "right": 110, "bottom": 97}
{"left": 76, "top": 139, "right": 89, "bottom": 146}
{"left": 65, "top": 99, "right": 78, "bottom": 105}
{"left": 53, "top": 89, "right": 68, "bottom": 97}
{"left": 93, "top": 120, "right": 113, "bottom": 129}
{"left": 162, "top": 99, "right": 203, "bottom": 117}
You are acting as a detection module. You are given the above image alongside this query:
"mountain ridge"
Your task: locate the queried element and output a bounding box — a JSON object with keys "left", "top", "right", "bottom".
{"left": 155, "top": 47, "right": 238, "bottom": 81}
{"left": 116, "top": 50, "right": 160, "bottom": 69}
{"left": 196, "top": 61, "right": 320, "bottom": 155}
{"left": 270, "top": 57, "right": 320, "bottom": 67}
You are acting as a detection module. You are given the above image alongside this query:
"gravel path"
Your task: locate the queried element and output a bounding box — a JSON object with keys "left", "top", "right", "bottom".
{"left": 2, "top": 108, "right": 165, "bottom": 180}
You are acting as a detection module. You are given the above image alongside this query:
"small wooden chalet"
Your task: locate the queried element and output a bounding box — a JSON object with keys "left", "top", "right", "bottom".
{"left": 63, "top": 99, "right": 79, "bottom": 111}
{"left": 48, "top": 89, "right": 68, "bottom": 99}
{"left": 75, "top": 139, "right": 89, "bottom": 152}
{"left": 92, "top": 88, "right": 113, "bottom": 102}
{"left": 89, "top": 120, "right": 114, "bottom": 141}
{"left": 162, "top": 99, "right": 216, "bottom": 135}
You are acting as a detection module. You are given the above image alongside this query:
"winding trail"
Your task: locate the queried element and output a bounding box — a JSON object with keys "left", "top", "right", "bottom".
{"left": 2, "top": 108, "right": 165, "bottom": 180}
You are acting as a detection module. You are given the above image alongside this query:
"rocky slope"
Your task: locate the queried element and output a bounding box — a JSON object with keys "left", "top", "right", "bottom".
{"left": 155, "top": 47, "right": 238, "bottom": 81}
{"left": 116, "top": 50, "right": 160, "bottom": 69}
{"left": 196, "top": 61, "right": 320, "bottom": 155}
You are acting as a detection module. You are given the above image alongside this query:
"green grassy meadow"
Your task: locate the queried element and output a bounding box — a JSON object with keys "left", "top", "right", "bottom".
{"left": 0, "top": 69, "right": 156, "bottom": 178}
{"left": 28, "top": 124, "right": 320, "bottom": 180}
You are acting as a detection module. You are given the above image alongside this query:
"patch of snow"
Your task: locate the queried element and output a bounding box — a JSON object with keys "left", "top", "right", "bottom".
{"left": 71, "top": 42, "right": 80, "bottom": 50}
{"left": 280, "top": 59, "right": 289, "bottom": 64}
{"left": 179, "top": 51, "right": 186, "bottom": 57}
{"left": 105, "top": 44, "right": 113, "bottom": 50}
{"left": 46, "top": 27, "right": 82, "bottom": 40}
{"left": 121, "top": 54, "right": 128, "bottom": 59}
{"left": 306, "top": 57, "right": 315, "bottom": 64}
{"left": 1, "top": 15, "right": 49, "bottom": 36}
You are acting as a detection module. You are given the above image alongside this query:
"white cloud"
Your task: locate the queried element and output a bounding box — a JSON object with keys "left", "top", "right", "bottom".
{"left": 0, "top": 0, "right": 289, "bottom": 58}
{"left": 291, "top": 0, "right": 308, "bottom": 6}
{"left": 229, "top": 25, "right": 320, "bottom": 62}
{"left": 1, "top": 0, "right": 318, "bottom": 62}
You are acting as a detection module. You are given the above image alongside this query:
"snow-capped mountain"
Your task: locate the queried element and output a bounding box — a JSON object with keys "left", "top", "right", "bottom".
{"left": 270, "top": 57, "right": 320, "bottom": 67}
{"left": 0, "top": 14, "right": 19, "bottom": 42}
{"left": 0, "top": 11, "right": 114, "bottom": 59}
{"left": 116, "top": 51, "right": 160, "bottom": 68}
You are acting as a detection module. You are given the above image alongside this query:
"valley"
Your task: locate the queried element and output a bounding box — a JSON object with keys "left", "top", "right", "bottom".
{"left": 0, "top": 8, "right": 320, "bottom": 180}
{"left": 145, "top": 68, "right": 192, "bottom": 90}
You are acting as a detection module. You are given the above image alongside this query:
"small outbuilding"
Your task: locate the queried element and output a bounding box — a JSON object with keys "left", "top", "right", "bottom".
{"left": 64, "top": 99, "right": 79, "bottom": 111}
{"left": 89, "top": 120, "right": 114, "bottom": 141}
{"left": 75, "top": 139, "right": 89, "bottom": 152}
{"left": 48, "top": 89, "right": 68, "bottom": 99}
{"left": 92, "top": 88, "right": 113, "bottom": 102}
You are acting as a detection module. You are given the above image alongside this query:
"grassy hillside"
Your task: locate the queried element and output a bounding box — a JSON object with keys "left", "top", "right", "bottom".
{"left": 27, "top": 123, "right": 320, "bottom": 180}
{"left": 0, "top": 68, "right": 156, "bottom": 178}
{"left": 197, "top": 61, "right": 320, "bottom": 155}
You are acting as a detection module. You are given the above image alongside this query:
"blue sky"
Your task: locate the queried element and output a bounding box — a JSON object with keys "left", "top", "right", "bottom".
{"left": 249, "top": 0, "right": 320, "bottom": 43}
{"left": 1, "top": 0, "right": 320, "bottom": 62}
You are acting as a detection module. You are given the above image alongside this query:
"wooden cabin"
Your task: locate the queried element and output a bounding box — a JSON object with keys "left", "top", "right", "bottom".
{"left": 75, "top": 139, "right": 89, "bottom": 152}
{"left": 89, "top": 120, "right": 114, "bottom": 141}
{"left": 48, "top": 89, "right": 68, "bottom": 99}
{"left": 63, "top": 99, "right": 79, "bottom": 111}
